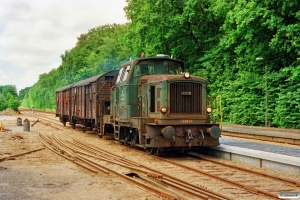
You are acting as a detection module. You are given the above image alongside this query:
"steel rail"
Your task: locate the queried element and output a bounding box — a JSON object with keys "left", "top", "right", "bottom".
{"left": 138, "top": 174, "right": 198, "bottom": 200}
{"left": 51, "top": 135, "right": 112, "bottom": 174}
{"left": 70, "top": 139, "right": 142, "bottom": 168}
{"left": 72, "top": 154, "right": 183, "bottom": 200}
{"left": 73, "top": 155, "right": 109, "bottom": 174}
{"left": 21, "top": 110, "right": 63, "bottom": 129}
{"left": 59, "top": 138, "right": 151, "bottom": 175}
{"left": 38, "top": 120, "right": 62, "bottom": 130}
{"left": 69, "top": 142, "right": 225, "bottom": 199}
{"left": 189, "top": 153, "right": 300, "bottom": 187}
{"left": 38, "top": 133, "right": 99, "bottom": 173}
{"left": 70, "top": 141, "right": 219, "bottom": 199}
{"left": 157, "top": 155, "right": 279, "bottom": 199}
{"left": 0, "top": 147, "right": 45, "bottom": 162}
{"left": 93, "top": 139, "right": 283, "bottom": 200}
{"left": 222, "top": 132, "right": 300, "bottom": 146}
{"left": 68, "top": 141, "right": 149, "bottom": 173}
{"left": 39, "top": 133, "right": 182, "bottom": 199}
{"left": 70, "top": 138, "right": 230, "bottom": 200}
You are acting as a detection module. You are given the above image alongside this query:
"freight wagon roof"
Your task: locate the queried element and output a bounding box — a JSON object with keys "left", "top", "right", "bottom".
{"left": 56, "top": 84, "right": 74, "bottom": 93}
{"left": 72, "top": 74, "right": 103, "bottom": 87}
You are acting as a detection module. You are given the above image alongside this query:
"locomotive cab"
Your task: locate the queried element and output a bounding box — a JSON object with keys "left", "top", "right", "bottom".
{"left": 104, "top": 55, "right": 220, "bottom": 153}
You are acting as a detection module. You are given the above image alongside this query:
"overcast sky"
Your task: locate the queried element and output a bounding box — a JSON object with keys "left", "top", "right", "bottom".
{"left": 0, "top": 0, "right": 128, "bottom": 93}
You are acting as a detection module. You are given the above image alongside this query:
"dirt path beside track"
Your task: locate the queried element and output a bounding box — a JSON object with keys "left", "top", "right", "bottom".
{"left": 0, "top": 114, "right": 155, "bottom": 200}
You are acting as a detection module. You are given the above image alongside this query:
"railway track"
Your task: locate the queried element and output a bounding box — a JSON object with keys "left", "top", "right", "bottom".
{"left": 39, "top": 133, "right": 229, "bottom": 199}
{"left": 21, "top": 109, "right": 300, "bottom": 199}
{"left": 38, "top": 130, "right": 300, "bottom": 200}
{"left": 221, "top": 125, "right": 300, "bottom": 146}
{"left": 123, "top": 147, "right": 299, "bottom": 199}
{"left": 20, "top": 109, "right": 90, "bottom": 132}
{"left": 222, "top": 131, "right": 300, "bottom": 145}
{"left": 20, "top": 110, "right": 63, "bottom": 130}
{"left": 20, "top": 109, "right": 300, "bottom": 146}
{"left": 20, "top": 109, "right": 57, "bottom": 122}
{"left": 160, "top": 153, "right": 299, "bottom": 199}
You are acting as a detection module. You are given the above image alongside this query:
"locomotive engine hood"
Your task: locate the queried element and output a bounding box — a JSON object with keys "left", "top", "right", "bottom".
{"left": 138, "top": 73, "right": 209, "bottom": 120}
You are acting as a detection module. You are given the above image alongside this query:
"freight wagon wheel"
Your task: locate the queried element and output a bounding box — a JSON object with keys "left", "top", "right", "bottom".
{"left": 145, "top": 147, "right": 158, "bottom": 155}
{"left": 97, "top": 132, "right": 103, "bottom": 138}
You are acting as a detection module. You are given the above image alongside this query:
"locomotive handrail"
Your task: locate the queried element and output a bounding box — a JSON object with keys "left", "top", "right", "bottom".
{"left": 143, "top": 94, "right": 148, "bottom": 123}
{"left": 138, "top": 95, "right": 142, "bottom": 117}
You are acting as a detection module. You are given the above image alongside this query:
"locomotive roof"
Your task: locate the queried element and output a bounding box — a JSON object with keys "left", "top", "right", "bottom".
{"left": 56, "top": 84, "right": 74, "bottom": 92}
{"left": 121, "top": 57, "right": 184, "bottom": 68}
{"left": 72, "top": 74, "right": 103, "bottom": 87}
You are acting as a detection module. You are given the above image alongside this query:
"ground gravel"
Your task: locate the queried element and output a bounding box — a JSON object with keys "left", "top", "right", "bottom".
{"left": 0, "top": 114, "right": 157, "bottom": 200}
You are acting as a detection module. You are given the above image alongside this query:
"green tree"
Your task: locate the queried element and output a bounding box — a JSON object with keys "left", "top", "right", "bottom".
{"left": 19, "top": 87, "right": 31, "bottom": 100}
{"left": 8, "top": 98, "right": 20, "bottom": 111}
{"left": 199, "top": 0, "right": 300, "bottom": 126}
{"left": 0, "top": 85, "right": 20, "bottom": 111}
{"left": 22, "top": 24, "right": 130, "bottom": 110}
{"left": 19, "top": 0, "right": 300, "bottom": 128}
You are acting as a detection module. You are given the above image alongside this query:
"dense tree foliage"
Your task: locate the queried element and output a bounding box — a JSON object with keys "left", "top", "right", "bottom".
{"left": 0, "top": 85, "right": 20, "bottom": 111}
{"left": 123, "top": 0, "right": 299, "bottom": 127}
{"left": 20, "top": 0, "right": 300, "bottom": 128}
{"left": 18, "top": 87, "right": 31, "bottom": 100}
{"left": 22, "top": 24, "right": 130, "bottom": 110}
{"left": 198, "top": 0, "right": 300, "bottom": 127}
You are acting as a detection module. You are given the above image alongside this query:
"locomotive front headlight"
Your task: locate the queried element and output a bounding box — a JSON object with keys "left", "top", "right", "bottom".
{"left": 160, "top": 106, "right": 168, "bottom": 114}
{"left": 206, "top": 107, "right": 212, "bottom": 113}
{"left": 183, "top": 72, "right": 190, "bottom": 78}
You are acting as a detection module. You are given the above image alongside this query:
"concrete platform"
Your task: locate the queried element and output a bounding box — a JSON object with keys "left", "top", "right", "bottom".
{"left": 200, "top": 144, "right": 300, "bottom": 175}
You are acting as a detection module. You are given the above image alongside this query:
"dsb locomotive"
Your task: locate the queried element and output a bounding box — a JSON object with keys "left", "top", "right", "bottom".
{"left": 56, "top": 54, "right": 221, "bottom": 153}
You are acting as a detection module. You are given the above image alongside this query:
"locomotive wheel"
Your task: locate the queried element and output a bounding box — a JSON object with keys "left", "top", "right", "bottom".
{"left": 97, "top": 132, "right": 103, "bottom": 138}
{"left": 145, "top": 147, "right": 157, "bottom": 155}
{"left": 130, "top": 139, "right": 135, "bottom": 148}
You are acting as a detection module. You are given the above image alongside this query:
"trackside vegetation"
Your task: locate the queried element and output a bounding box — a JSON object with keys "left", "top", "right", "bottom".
{"left": 0, "top": 85, "right": 20, "bottom": 111}
{"left": 16, "top": 0, "right": 300, "bottom": 128}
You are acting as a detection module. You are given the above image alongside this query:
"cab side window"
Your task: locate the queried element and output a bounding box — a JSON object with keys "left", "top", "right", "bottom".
{"left": 116, "top": 65, "right": 130, "bottom": 83}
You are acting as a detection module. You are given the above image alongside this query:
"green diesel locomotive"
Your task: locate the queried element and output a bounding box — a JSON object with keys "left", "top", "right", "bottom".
{"left": 102, "top": 54, "right": 221, "bottom": 154}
